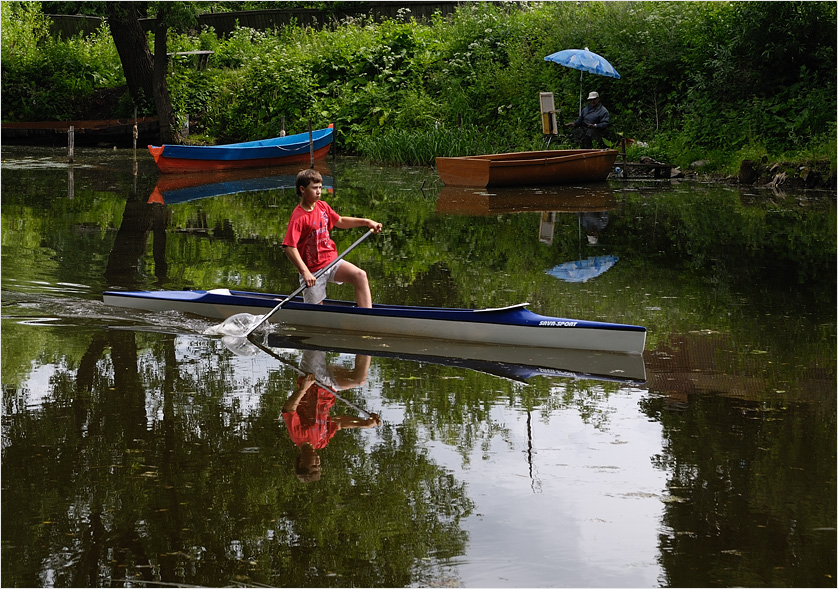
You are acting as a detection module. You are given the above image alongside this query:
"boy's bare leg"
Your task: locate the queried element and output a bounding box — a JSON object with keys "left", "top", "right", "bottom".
{"left": 334, "top": 261, "right": 372, "bottom": 308}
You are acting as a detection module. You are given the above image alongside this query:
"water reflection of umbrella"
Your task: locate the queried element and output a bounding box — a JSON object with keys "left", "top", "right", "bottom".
{"left": 544, "top": 48, "right": 621, "bottom": 115}
{"left": 545, "top": 255, "right": 618, "bottom": 283}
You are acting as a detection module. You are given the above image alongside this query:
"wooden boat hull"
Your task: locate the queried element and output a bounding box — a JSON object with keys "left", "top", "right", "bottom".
{"left": 435, "top": 149, "right": 619, "bottom": 187}
{"left": 148, "top": 125, "right": 334, "bottom": 173}
{"left": 102, "top": 288, "right": 647, "bottom": 354}
{"left": 264, "top": 328, "right": 647, "bottom": 384}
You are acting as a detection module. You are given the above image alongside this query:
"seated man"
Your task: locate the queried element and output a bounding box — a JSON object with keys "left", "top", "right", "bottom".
{"left": 566, "top": 91, "right": 610, "bottom": 148}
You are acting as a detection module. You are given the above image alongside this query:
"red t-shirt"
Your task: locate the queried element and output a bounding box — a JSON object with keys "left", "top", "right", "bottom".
{"left": 282, "top": 385, "right": 339, "bottom": 449}
{"left": 282, "top": 201, "right": 341, "bottom": 272}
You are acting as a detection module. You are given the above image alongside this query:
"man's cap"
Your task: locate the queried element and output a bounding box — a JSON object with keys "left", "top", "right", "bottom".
{"left": 587, "top": 91, "right": 599, "bottom": 100}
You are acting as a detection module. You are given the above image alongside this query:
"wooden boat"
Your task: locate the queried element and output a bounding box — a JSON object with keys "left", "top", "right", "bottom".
{"left": 263, "top": 328, "right": 646, "bottom": 384}
{"left": 148, "top": 125, "right": 334, "bottom": 173}
{"left": 102, "top": 288, "right": 647, "bottom": 354}
{"left": 435, "top": 149, "right": 619, "bottom": 187}
{"left": 147, "top": 164, "right": 333, "bottom": 205}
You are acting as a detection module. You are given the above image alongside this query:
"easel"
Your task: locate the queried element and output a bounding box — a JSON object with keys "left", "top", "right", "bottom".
{"left": 539, "top": 92, "right": 559, "bottom": 149}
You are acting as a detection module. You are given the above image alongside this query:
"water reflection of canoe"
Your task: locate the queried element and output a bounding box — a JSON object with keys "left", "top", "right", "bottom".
{"left": 264, "top": 328, "right": 647, "bottom": 384}
{"left": 435, "top": 149, "right": 619, "bottom": 187}
{"left": 148, "top": 125, "right": 334, "bottom": 173}
{"left": 436, "top": 184, "right": 617, "bottom": 215}
{"left": 147, "top": 165, "right": 333, "bottom": 205}
{"left": 102, "top": 289, "right": 647, "bottom": 354}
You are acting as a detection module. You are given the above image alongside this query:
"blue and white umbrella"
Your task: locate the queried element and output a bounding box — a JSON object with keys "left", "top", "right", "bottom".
{"left": 544, "top": 47, "right": 620, "bottom": 115}
{"left": 545, "top": 255, "right": 618, "bottom": 283}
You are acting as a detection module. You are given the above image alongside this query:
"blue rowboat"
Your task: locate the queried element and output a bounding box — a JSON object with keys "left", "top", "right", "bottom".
{"left": 148, "top": 125, "right": 334, "bottom": 173}
{"left": 102, "top": 288, "right": 647, "bottom": 354}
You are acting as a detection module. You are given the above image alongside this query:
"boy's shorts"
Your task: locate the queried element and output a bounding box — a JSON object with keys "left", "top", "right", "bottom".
{"left": 300, "top": 260, "right": 344, "bottom": 304}
{"left": 299, "top": 349, "right": 337, "bottom": 389}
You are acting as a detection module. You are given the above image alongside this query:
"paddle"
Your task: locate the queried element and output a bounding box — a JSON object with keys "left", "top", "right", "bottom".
{"left": 248, "top": 337, "right": 374, "bottom": 418}
{"left": 205, "top": 228, "right": 374, "bottom": 338}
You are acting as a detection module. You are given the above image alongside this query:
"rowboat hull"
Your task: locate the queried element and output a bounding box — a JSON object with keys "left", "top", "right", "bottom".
{"left": 435, "top": 149, "right": 619, "bottom": 187}
{"left": 148, "top": 125, "right": 334, "bottom": 173}
{"left": 102, "top": 288, "right": 647, "bottom": 355}
{"left": 264, "top": 328, "right": 647, "bottom": 384}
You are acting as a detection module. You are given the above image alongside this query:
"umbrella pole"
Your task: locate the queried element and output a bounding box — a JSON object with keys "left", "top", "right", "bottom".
{"left": 578, "top": 214, "right": 582, "bottom": 258}
{"left": 579, "top": 70, "right": 583, "bottom": 116}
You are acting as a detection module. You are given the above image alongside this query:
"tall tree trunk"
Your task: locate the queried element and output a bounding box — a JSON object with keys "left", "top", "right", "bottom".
{"left": 105, "top": 2, "right": 153, "bottom": 107}
{"left": 105, "top": 1, "right": 180, "bottom": 144}
{"left": 152, "top": 4, "right": 179, "bottom": 144}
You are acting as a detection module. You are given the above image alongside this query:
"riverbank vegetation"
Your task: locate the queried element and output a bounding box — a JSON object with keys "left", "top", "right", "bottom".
{"left": 2, "top": 1, "right": 835, "bottom": 177}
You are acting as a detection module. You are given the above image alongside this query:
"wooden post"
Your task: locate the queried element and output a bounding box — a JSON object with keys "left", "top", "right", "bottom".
{"left": 280, "top": 115, "right": 286, "bottom": 137}
{"left": 133, "top": 107, "right": 138, "bottom": 153}
{"left": 308, "top": 120, "right": 314, "bottom": 168}
{"left": 68, "top": 125, "right": 74, "bottom": 163}
{"left": 620, "top": 137, "right": 629, "bottom": 179}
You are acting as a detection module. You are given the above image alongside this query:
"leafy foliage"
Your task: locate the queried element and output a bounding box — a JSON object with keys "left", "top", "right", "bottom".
{"left": 1, "top": 1, "right": 835, "bottom": 169}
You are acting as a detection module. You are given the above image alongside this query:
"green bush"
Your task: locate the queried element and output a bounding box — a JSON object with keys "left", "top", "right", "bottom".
{"left": 1, "top": 1, "right": 834, "bottom": 170}
{"left": 2, "top": 3, "right": 123, "bottom": 120}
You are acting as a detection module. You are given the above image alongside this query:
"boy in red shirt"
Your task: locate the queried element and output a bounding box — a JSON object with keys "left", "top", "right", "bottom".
{"left": 282, "top": 169, "right": 382, "bottom": 307}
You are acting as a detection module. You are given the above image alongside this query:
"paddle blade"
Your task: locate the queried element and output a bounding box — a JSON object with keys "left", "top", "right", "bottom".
{"left": 204, "top": 312, "right": 267, "bottom": 337}
{"left": 220, "top": 335, "right": 261, "bottom": 356}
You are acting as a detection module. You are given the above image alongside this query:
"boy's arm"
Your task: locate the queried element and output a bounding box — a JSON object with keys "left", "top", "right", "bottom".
{"left": 333, "top": 413, "right": 381, "bottom": 430}
{"left": 283, "top": 245, "right": 317, "bottom": 286}
{"left": 334, "top": 216, "right": 382, "bottom": 233}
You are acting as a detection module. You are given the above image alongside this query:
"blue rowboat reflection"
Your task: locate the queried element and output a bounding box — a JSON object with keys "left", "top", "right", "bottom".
{"left": 147, "top": 165, "right": 333, "bottom": 205}
{"left": 102, "top": 288, "right": 647, "bottom": 354}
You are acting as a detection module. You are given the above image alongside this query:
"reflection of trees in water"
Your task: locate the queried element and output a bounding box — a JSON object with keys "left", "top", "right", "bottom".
{"left": 104, "top": 200, "right": 170, "bottom": 287}
{"left": 1, "top": 331, "right": 472, "bottom": 588}
{"left": 375, "top": 355, "right": 625, "bottom": 470}
{"left": 639, "top": 392, "right": 836, "bottom": 588}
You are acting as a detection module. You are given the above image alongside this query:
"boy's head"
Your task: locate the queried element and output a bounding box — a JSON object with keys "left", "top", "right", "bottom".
{"left": 295, "top": 452, "right": 322, "bottom": 482}
{"left": 296, "top": 169, "right": 323, "bottom": 198}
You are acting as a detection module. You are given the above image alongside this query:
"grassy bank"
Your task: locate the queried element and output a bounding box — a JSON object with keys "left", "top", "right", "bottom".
{"left": 2, "top": 1, "right": 835, "bottom": 178}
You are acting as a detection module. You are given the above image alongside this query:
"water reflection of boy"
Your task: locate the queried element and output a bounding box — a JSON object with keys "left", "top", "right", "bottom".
{"left": 281, "top": 350, "right": 380, "bottom": 482}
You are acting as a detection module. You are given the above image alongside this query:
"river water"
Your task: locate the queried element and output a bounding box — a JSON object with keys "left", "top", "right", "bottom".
{"left": 1, "top": 146, "right": 835, "bottom": 588}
